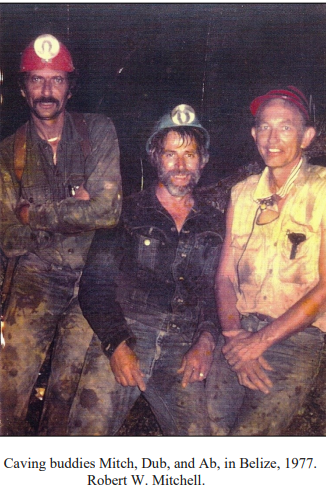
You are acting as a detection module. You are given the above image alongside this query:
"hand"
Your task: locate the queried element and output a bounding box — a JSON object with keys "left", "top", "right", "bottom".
{"left": 74, "top": 184, "right": 90, "bottom": 200}
{"left": 16, "top": 204, "right": 30, "bottom": 225}
{"left": 177, "top": 331, "right": 215, "bottom": 388}
{"left": 110, "top": 341, "right": 146, "bottom": 391}
{"left": 234, "top": 357, "right": 274, "bottom": 394}
{"left": 222, "top": 329, "right": 268, "bottom": 367}
{"left": 222, "top": 328, "right": 244, "bottom": 343}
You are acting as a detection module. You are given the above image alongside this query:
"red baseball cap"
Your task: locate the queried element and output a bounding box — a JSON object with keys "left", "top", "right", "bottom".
{"left": 250, "top": 86, "right": 310, "bottom": 121}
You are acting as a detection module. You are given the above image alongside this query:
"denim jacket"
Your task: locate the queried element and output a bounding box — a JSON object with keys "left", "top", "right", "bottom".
{"left": 79, "top": 186, "right": 225, "bottom": 357}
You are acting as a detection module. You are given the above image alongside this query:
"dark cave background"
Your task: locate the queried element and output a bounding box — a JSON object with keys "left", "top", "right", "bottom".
{"left": 2, "top": 3, "right": 326, "bottom": 196}
{"left": 2, "top": 3, "right": 326, "bottom": 436}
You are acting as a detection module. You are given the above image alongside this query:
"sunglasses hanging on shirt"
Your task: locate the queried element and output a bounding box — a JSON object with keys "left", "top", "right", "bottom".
{"left": 255, "top": 159, "right": 303, "bottom": 226}
{"left": 256, "top": 195, "right": 281, "bottom": 225}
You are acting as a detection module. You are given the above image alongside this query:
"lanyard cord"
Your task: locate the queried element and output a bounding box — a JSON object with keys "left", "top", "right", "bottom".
{"left": 235, "top": 205, "right": 260, "bottom": 294}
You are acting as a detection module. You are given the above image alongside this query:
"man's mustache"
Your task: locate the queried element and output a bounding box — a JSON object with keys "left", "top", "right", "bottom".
{"left": 163, "top": 170, "right": 198, "bottom": 180}
{"left": 33, "top": 97, "right": 59, "bottom": 105}
{"left": 164, "top": 170, "right": 190, "bottom": 177}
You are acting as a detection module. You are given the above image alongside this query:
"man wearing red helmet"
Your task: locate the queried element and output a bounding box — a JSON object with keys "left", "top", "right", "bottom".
{"left": 0, "top": 34, "right": 122, "bottom": 435}
{"left": 207, "top": 86, "right": 326, "bottom": 435}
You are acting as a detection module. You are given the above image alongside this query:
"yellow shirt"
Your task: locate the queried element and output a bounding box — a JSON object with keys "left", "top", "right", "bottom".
{"left": 230, "top": 159, "right": 326, "bottom": 331}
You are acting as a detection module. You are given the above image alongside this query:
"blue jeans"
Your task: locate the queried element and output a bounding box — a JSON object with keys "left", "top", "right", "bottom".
{"left": 206, "top": 314, "right": 324, "bottom": 436}
{"left": 68, "top": 314, "right": 210, "bottom": 436}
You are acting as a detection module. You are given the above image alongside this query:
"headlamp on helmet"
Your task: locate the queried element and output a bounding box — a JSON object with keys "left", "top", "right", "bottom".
{"left": 20, "top": 34, "right": 74, "bottom": 73}
{"left": 146, "top": 104, "right": 210, "bottom": 152}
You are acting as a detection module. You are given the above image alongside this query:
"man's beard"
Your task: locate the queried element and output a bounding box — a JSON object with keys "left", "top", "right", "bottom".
{"left": 157, "top": 164, "right": 202, "bottom": 197}
{"left": 31, "top": 97, "right": 64, "bottom": 120}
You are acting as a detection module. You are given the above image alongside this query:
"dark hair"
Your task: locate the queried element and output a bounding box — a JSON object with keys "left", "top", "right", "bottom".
{"left": 148, "top": 126, "right": 209, "bottom": 168}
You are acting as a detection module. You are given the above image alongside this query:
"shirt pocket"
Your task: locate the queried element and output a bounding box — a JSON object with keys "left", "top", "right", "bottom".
{"left": 21, "top": 179, "right": 52, "bottom": 203}
{"left": 65, "top": 173, "right": 86, "bottom": 197}
{"left": 231, "top": 232, "right": 265, "bottom": 287}
{"left": 278, "top": 225, "right": 317, "bottom": 284}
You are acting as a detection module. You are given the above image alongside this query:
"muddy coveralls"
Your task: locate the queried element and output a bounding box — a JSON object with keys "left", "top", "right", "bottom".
{"left": 0, "top": 112, "right": 122, "bottom": 435}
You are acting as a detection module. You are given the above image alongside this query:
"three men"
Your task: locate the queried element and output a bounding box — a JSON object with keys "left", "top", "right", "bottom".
{"left": 0, "top": 34, "right": 122, "bottom": 435}
{"left": 207, "top": 86, "right": 326, "bottom": 435}
{"left": 68, "top": 104, "right": 224, "bottom": 435}
{"left": 2, "top": 40, "right": 322, "bottom": 438}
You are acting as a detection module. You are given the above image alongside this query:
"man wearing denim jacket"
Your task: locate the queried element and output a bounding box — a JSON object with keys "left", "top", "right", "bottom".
{"left": 68, "top": 104, "right": 224, "bottom": 435}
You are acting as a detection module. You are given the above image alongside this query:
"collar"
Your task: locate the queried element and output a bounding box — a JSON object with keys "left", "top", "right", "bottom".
{"left": 253, "top": 157, "right": 304, "bottom": 203}
{"left": 28, "top": 111, "right": 82, "bottom": 147}
{"left": 128, "top": 184, "right": 201, "bottom": 217}
{"left": 154, "top": 184, "right": 203, "bottom": 216}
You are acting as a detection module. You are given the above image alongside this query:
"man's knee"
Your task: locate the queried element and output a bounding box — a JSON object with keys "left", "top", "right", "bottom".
{"left": 230, "top": 385, "right": 310, "bottom": 435}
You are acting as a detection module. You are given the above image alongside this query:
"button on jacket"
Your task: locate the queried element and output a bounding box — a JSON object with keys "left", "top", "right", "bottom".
{"left": 79, "top": 186, "right": 225, "bottom": 356}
